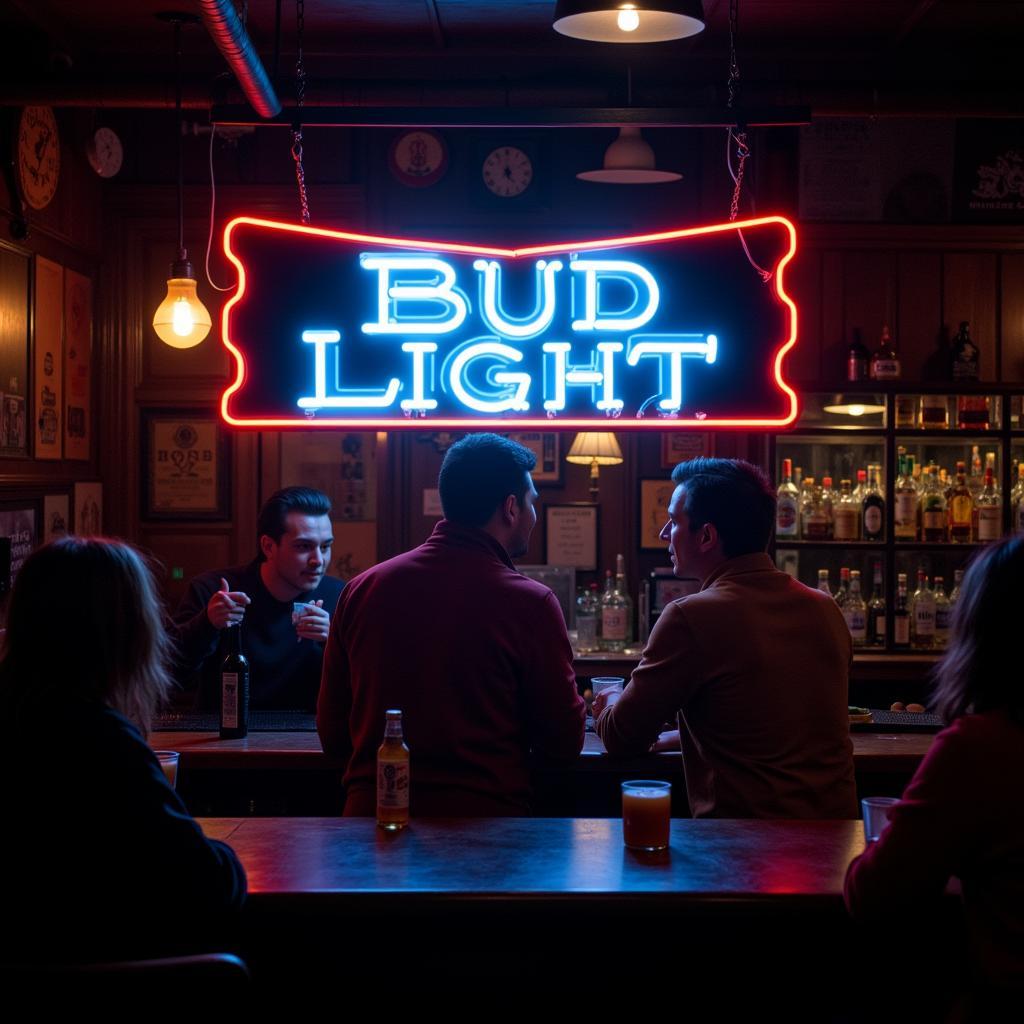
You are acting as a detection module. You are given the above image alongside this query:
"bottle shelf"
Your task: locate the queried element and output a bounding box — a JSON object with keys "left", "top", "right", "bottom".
{"left": 775, "top": 540, "right": 886, "bottom": 548}
{"left": 893, "top": 542, "right": 985, "bottom": 550}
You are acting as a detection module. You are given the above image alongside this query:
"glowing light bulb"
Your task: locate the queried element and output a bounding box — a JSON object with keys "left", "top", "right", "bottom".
{"left": 152, "top": 273, "right": 212, "bottom": 349}
{"left": 617, "top": 6, "right": 640, "bottom": 32}
{"left": 848, "top": 404, "right": 866, "bottom": 417}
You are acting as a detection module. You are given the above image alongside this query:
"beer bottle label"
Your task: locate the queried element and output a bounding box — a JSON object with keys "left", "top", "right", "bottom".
{"left": 221, "top": 673, "right": 239, "bottom": 728}
{"left": 377, "top": 761, "right": 410, "bottom": 810}
{"left": 977, "top": 508, "right": 1001, "bottom": 541}
{"left": 602, "top": 609, "right": 627, "bottom": 640}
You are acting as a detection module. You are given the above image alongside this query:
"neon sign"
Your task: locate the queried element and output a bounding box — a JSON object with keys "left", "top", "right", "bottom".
{"left": 220, "top": 216, "right": 799, "bottom": 429}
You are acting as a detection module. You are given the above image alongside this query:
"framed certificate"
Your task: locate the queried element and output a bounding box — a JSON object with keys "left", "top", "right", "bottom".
{"left": 142, "top": 408, "right": 231, "bottom": 520}
{"left": 506, "top": 431, "right": 562, "bottom": 485}
{"left": 640, "top": 478, "right": 676, "bottom": 549}
{"left": 544, "top": 503, "right": 598, "bottom": 571}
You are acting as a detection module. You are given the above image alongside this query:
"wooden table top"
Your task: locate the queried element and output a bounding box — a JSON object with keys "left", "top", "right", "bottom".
{"left": 197, "top": 816, "right": 867, "bottom": 907}
{"left": 151, "top": 728, "right": 934, "bottom": 772}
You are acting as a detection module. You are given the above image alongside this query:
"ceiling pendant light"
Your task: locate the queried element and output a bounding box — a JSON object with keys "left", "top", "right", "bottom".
{"left": 577, "top": 126, "right": 681, "bottom": 184}
{"left": 152, "top": 13, "right": 211, "bottom": 350}
{"left": 553, "top": 1, "right": 705, "bottom": 44}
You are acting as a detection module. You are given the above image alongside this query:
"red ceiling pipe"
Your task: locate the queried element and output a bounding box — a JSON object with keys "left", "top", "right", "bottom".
{"left": 197, "top": 0, "right": 281, "bottom": 119}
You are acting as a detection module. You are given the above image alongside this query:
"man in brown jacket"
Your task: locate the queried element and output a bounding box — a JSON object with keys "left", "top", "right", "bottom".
{"left": 595, "top": 457, "right": 856, "bottom": 819}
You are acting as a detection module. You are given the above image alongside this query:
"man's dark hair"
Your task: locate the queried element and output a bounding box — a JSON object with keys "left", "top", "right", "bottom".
{"left": 670, "top": 457, "right": 776, "bottom": 559}
{"left": 257, "top": 486, "right": 332, "bottom": 557}
{"left": 438, "top": 433, "right": 536, "bottom": 527}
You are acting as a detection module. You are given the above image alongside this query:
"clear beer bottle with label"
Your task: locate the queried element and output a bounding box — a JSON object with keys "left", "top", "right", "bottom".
{"left": 377, "top": 709, "right": 410, "bottom": 831}
{"left": 219, "top": 625, "right": 250, "bottom": 739}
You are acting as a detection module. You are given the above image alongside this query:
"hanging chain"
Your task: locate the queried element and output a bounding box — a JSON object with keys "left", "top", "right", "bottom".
{"left": 729, "top": 130, "right": 749, "bottom": 222}
{"left": 727, "top": 0, "right": 740, "bottom": 111}
{"left": 290, "top": 0, "right": 310, "bottom": 224}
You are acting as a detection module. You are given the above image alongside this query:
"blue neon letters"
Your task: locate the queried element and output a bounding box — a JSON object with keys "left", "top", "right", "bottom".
{"left": 296, "top": 253, "right": 717, "bottom": 417}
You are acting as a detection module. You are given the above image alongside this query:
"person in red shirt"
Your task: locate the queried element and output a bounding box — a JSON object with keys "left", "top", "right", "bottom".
{"left": 317, "top": 432, "right": 585, "bottom": 816}
{"left": 845, "top": 536, "right": 1024, "bottom": 1018}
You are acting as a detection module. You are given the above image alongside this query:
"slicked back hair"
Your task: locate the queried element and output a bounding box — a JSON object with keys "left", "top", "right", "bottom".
{"left": 438, "top": 433, "right": 536, "bottom": 527}
{"left": 257, "top": 486, "right": 332, "bottom": 559}
{"left": 670, "top": 457, "right": 776, "bottom": 559}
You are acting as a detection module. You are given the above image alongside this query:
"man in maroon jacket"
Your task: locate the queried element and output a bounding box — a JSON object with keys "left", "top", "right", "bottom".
{"left": 317, "top": 432, "right": 586, "bottom": 816}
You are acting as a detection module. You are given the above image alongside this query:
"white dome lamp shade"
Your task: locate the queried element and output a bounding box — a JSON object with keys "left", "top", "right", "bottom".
{"left": 553, "top": 1, "right": 705, "bottom": 44}
{"left": 577, "top": 126, "right": 682, "bottom": 184}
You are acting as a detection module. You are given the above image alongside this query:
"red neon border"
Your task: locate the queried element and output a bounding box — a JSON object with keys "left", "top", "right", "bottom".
{"left": 220, "top": 215, "right": 799, "bottom": 430}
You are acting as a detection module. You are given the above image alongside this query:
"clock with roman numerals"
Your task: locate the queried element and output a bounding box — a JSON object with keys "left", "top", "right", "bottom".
{"left": 482, "top": 145, "right": 533, "bottom": 198}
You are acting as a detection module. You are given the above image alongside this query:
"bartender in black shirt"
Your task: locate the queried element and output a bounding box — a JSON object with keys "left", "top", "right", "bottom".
{"left": 173, "top": 487, "right": 344, "bottom": 710}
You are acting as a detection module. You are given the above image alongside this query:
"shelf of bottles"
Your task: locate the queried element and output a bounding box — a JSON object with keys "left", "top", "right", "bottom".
{"left": 773, "top": 389, "right": 1023, "bottom": 654}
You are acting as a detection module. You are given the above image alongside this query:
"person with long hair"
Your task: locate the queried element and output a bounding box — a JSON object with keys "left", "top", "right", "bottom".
{"left": 0, "top": 537, "right": 246, "bottom": 965}
{"left": 845, "top": 536, "right": 1024, "bottom": 1017}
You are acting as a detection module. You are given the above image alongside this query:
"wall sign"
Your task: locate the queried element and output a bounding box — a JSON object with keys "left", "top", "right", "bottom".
{"left": 220, "top": 215, "right": 799, "bottom": 430}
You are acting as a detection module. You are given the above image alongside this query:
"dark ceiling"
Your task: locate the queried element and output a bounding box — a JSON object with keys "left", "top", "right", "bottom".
{"left": 1, "top": 1, "right": 1023, "bottom": 116}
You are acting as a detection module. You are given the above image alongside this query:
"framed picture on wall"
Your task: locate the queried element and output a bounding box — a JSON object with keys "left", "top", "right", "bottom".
{"left": 507, "top": 431, "right": 562, "bottom": 485}
{"left": 545, "top": 502, "right": 598, "bottom": 571}
{"left": 640, "top": 478, "right": 676, "bottom": 549}
{"left": 0, "top": 242, "right": 31, "bottom": 459}
{"left": 73, "top": 482, "right": 103, "bottom": 535}
{"left": 141, "top": 408, "right": 231, "bottom": 520}
{"left": 660, "top": 431, "right": 712, "bottom": 469}
{"left": 64, "top": 268, "right": 93, "bottom": 461}
{"left": 34, "top": 256, "right": 63, "bottom": 460}
{"left": 43, "top": 493, "right": 70, "bottom": 543}
{"left": 0, "top": 500, "right": 38, "bottom": 582}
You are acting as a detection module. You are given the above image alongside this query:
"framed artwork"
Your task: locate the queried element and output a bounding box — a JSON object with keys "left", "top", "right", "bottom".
{"left": 141, "top": 408, "right": 230, "bottom": 520}
{"left": 660, "top": 431, "right": 712, "bottom": 469}
{"left": 0, "top": 501, "right": 38, "bottom": 581}
{"left": 507, "top": 431, "right": 562, "bottom": 485}
{"left": 64, "top": 268, "right": 92, "bottom": 461}
{"left": 640, "top": 478, "right": 676, "bottom": 549}
{"left": 280, "top": 430, "right": 377, "bottom": 521}
{"left": 0, "top": 242, "right": 30, "bottom": 459}
{"left": 34, "top": 256, "right": 63, "bottom": 459}
{"left": 73, "top": 481, "right": 103, "bottom": 535}
{"left": 544, "top": 502, "right": 599, "bottom": 571}
{"left": 42, "top": 493, "right": 70, "bottom": 543}
{"left": 650, "top": 569, "right": 700, "bottom": 613}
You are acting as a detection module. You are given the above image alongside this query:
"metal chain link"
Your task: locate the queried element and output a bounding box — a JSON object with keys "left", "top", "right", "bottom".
{"left": 291, "top": 0, "right": 310, "bottom": 224}
{"left": 727, "top": 0, "right": 740, "bottom": 110}
{"left": 729, "top": 130, "right": 749, "bottom": 222}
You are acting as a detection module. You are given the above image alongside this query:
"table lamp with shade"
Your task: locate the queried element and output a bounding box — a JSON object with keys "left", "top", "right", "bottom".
{"left": 566, "top": 432, "right": 624, "bottom": 501}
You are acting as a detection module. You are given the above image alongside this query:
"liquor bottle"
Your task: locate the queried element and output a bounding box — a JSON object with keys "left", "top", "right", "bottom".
{"left": 835, "top": 566, "right": 851, "bottom": 609}
{"left": 219, "top": 625, "right": 250, "bottom": 740}
{"left": 895, "top": 394, "right": 917, "bottom": 429}
{"left": 949, "top": 569, "right": 964, "bottom": 609}
{"left": 377, "top": 709, "right": 410, "bottom": 832}
{"left": 893, "top": 574, "right": 911, "bottom": 649}
{"left": 911, "top": 570, "right": 935, "bottom": 650}
{"left": 1012, "top": 464, "right": 1024, "bottom": 532}
{"left": 844, "top": 570, "right": 868, "bottom": 648}
{"left": 817, "top": 569, "right": 832, "bottom": 596}
{"left": 950, "top": 321, "right": 980, "bottom": 381}
{"left": 919, "top": 393, "right": 949, "bottom": 429}
{"left": 976, "top": 467, "right": 1002, "bottom": 542}
{"left": 847, "top": 327, "right": 869, "bottom": 381}
{"left": 775, "top": 458, "right": 799, "bottom": 539}
{"left": 920, "top": 465, "right": 947, "bottom": 543}
{"left": 575, "top": 584, "right": 599, "bottom": 653}
{"left": 799, "top": 476, "right": 814, "bottom": 538}
{"left": 969, "top": 446, "right": 984, "bottom": 496}
{"left": 804, "top": 479, "right": 831, "bottom": 541}
{"left": 820, "top": 476, "right": 836, "bottom": 535}
{"left": 933, "top": 577, "right": 951, "bottom": 650}
{"left": 894, "top": 454, "right": 919, "bottom": 540}
{"left": 862, "top": 465, "right": 885, "bottom": 541}
{"left": 867, "top": 561, "right": 886, "bottom": 648}
{"left": 600, "top": 556, "right": 632, "bottom": 652}
{"left": 853, "top": 468, "right": 868, "bottom": 504}
{"left": 869, "top": 325, "right": 900, "bottom": 381}
{"left": 793, "top": 465, "right": 803, "bottom": 491}
{"left": 948, "top": 462, "right": 974, "bottom": 543}
{"left": 958, "top": 393, "right": 990, "bottom": 430}
{"left": 833, "top": 480, "right": 861, "bottom": 541}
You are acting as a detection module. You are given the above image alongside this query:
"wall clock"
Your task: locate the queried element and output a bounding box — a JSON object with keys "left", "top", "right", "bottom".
{"left": 388, "top": 129, "right": 448, "bottom": 188}
{"left": 482, "top": 146, "right": 533, "bottom": 198}
{"left": 17, "top": 105, "right": 61, "bottom": 210}
{"left": 86, "top": 126, "right": 124, "bottom": 179}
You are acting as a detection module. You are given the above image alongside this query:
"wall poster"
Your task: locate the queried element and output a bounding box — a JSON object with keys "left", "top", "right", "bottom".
{"left": 73, "top": 481, "right": 103, "bottom": 535}
{"left": 34, "top": 256, "right": 63, "bottom": 459}
{"left": 0, "top": 242, "right": 30, "bottom": 458}
{"left": 0, "top": 503, "right": 37, "bottom": 581}
{"left": 64, "top": 268, "right": 92, "bottom": 461}
{"left": 43, "top": 493, "right": 70, "bottom": 543}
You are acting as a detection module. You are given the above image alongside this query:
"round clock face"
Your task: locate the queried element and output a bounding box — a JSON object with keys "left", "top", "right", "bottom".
{"left": 18, "top": 106, "right": 60, "bottom": 210}
{"left": 388, "top": 129, "right": 448, "bottom": 188}
{"left": 482, "top": 146, "right": 533, "bottom": 197}
{"left": 87, "top": 126, "right": 124, "bottom": 179}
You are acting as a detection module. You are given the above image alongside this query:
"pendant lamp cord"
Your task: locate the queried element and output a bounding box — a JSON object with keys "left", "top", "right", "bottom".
{"left": 291, "top": 0, "right": 311, "bottom": 224}
{"left": 174, "top": 18, "right": 185, "bottom": 262}
{"left": 726, "top": 0, "right": 772, "bottom": 282}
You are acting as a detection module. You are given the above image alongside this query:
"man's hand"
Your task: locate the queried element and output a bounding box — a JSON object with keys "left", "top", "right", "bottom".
{"left": 206, "top": 577, "right": 251, "bottom": 630}
{"left": 294, "top": 599, "right": 330, "bottom": 642}
{"left": 592, "top": 684, "right": 623, "bottom": 721}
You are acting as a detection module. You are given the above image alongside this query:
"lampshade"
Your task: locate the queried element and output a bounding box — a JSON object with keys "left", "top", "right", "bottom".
{"left": 577, "top": 126, "right": 681, "bottom": 184}
{"left": 152, "top": 261, "right": 212, "bottom": 350}
{"left": 553, "top": 1, "right": 705, "bottom": 43}
{"left": 566, "top": 432, "right": 624, "bottom": 465}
